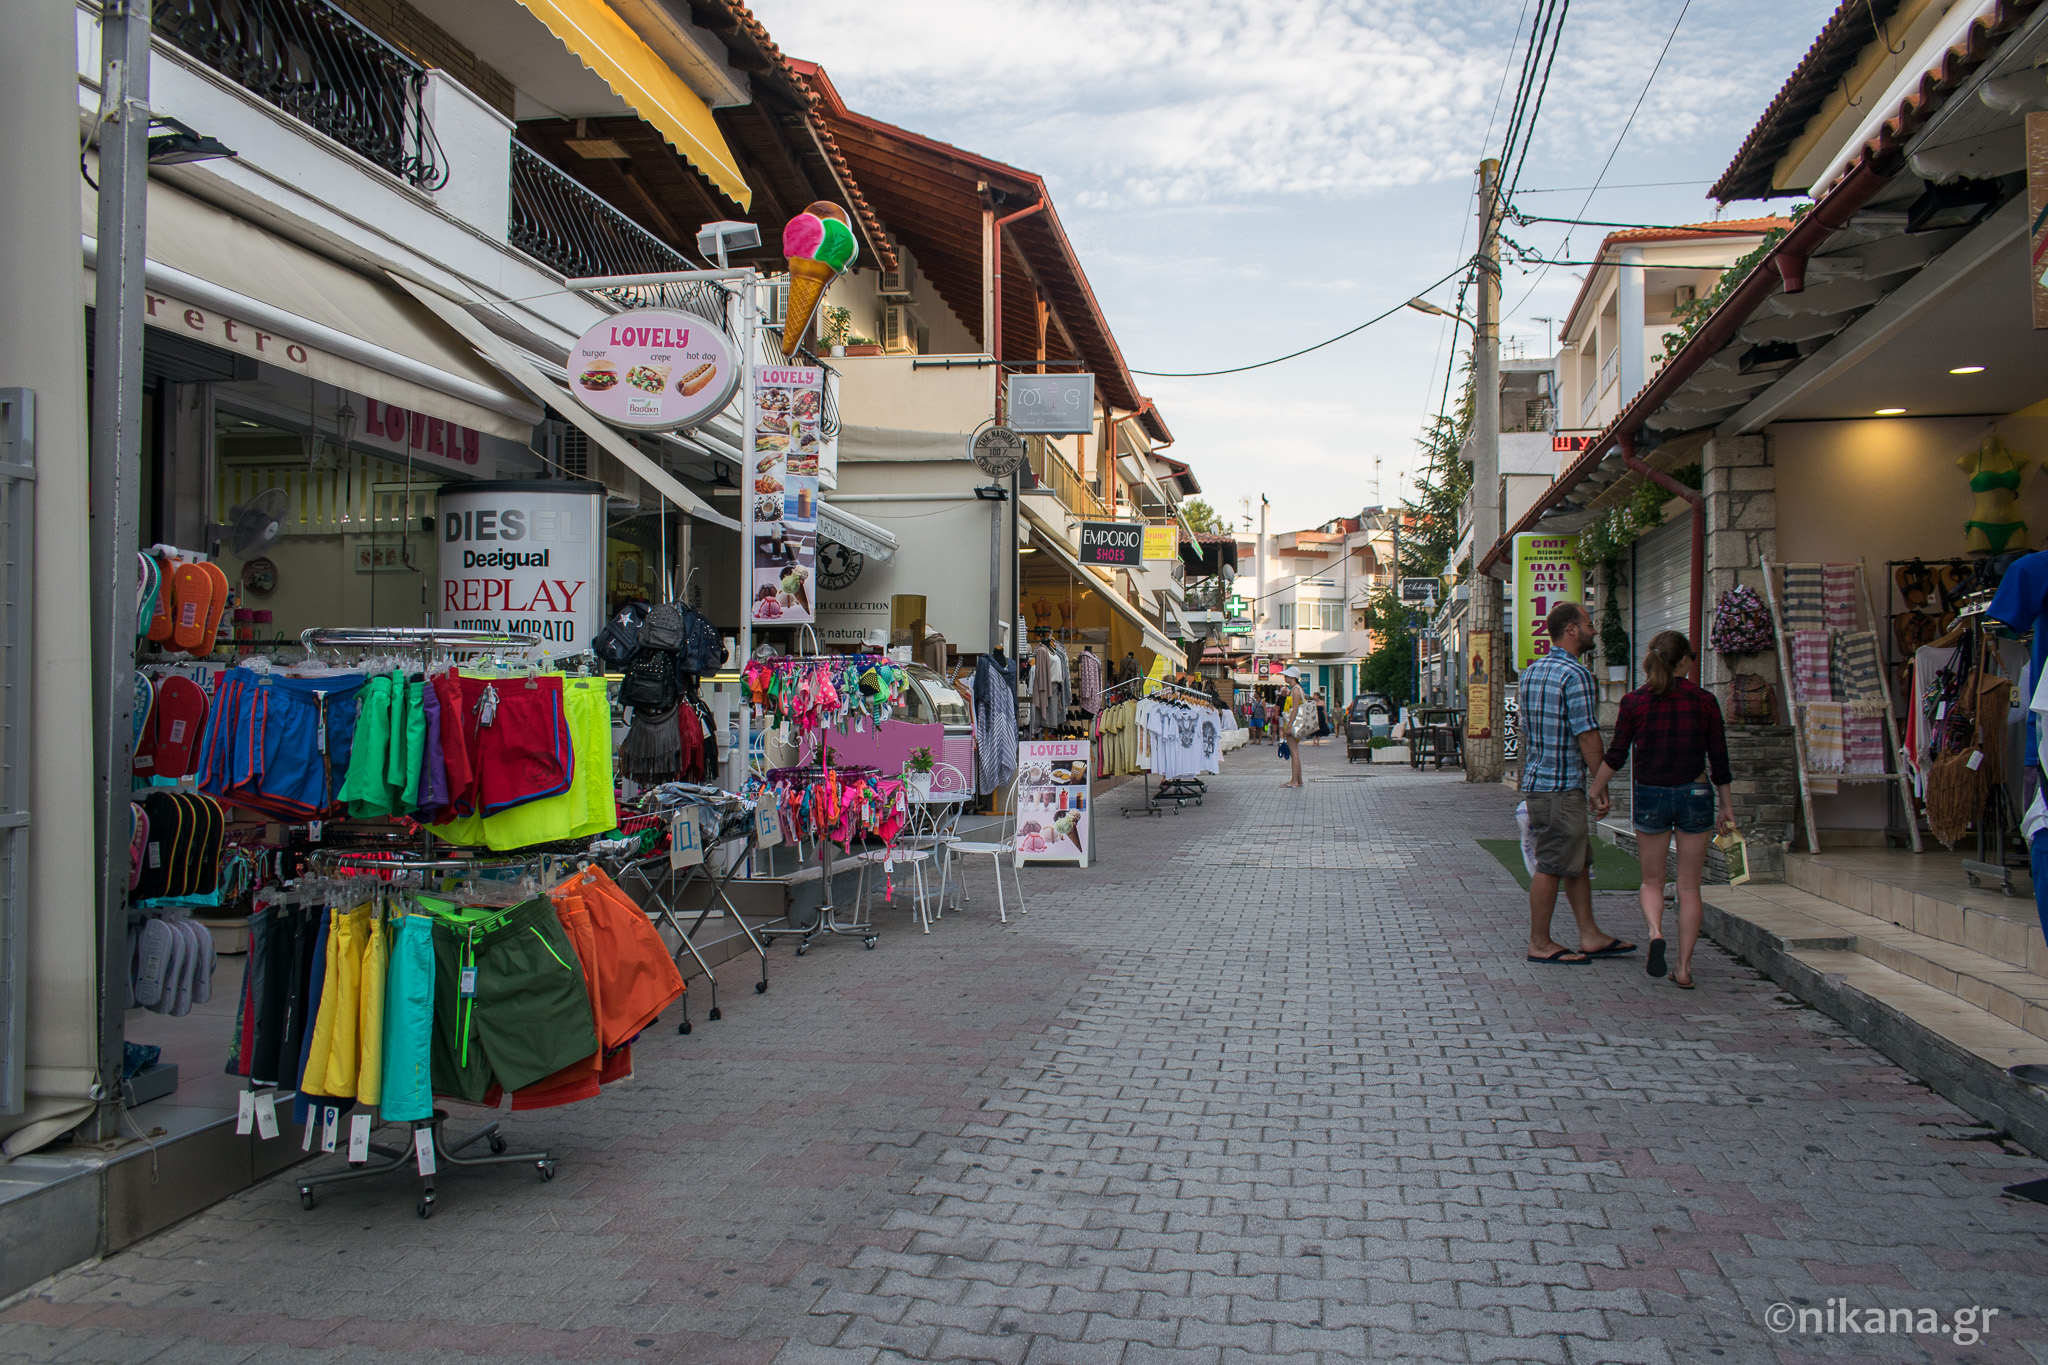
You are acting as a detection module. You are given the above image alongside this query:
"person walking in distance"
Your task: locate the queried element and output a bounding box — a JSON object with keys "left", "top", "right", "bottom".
{"left": 1280, "top": 668, "right": 1311, "bottom": 788}
{"left": 1519, "top": 601, "right": 1635, "bottom": 964}
{"left": 1588, "top": 631, "right": 1736, "bottom": 989}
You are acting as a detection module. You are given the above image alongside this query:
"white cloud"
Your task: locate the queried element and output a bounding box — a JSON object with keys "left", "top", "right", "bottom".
{"left": 753, "top": 0, "right": 1827, "bottom": 532}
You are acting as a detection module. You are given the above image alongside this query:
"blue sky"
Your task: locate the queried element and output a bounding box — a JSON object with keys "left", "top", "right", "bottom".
{"left": 752, "top": 0, "right": 1832, "bottom": 533}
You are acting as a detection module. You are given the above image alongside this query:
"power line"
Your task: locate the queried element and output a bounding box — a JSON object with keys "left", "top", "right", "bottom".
{"left": 1128, "top": 263, "right": 1468, "bottom": 378}
{"left": 1514, "top": 179, "right": 1711, "bottom": 193}
{"left": 1501, "top": 0, "right": 1695, "bottom": 325}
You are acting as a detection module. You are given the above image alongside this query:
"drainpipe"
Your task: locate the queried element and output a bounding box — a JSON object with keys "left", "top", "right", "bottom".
{"left": 990, "top": 199, "right": 1046, "bottom": 421}
{"left": 1621, "top": 433, "right": 1705, "bottom": 649}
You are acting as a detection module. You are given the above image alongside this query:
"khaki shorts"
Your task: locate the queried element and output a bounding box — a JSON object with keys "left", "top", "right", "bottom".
{"left": 1524, "top": 789, "right": 1591, "bottom": 878}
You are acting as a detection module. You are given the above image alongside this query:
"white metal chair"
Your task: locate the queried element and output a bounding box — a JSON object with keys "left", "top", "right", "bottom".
{"left": 943, "top": 779, "right": 1027, "bottom": 924}
{"left": 851, "top": 845, "right": 938, "bottom": 933}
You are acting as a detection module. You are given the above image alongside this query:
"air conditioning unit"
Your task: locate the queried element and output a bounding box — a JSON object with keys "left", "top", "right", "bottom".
{"left": 881, "top": 303, "right": 918, "bottom": 355}
{"left": 1674, "top": 284, "right": 1697, "bottom": 307}
{"left": 559, "top": 424, "right": 589, "bottom": 479}
{"left": 878, "top": 266, "right": 912, "bottom": 298}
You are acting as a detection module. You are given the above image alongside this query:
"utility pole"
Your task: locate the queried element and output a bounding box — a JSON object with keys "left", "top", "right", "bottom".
{"left": 1467, "top": 158, "right": 1506, "bottom": 785}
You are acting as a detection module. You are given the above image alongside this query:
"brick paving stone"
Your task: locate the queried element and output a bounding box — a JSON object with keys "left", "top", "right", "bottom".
{"left": 7, "top": 748, "right": 2048, "bottom": 1364}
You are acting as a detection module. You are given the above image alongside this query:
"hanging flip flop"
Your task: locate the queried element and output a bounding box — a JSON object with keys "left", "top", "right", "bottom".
{"left": 190, "top": 918, "right": 216, "bottom": 1006}
{"left": 168, "top": 559, "right": 214, "bottom": 653}
{"left": 190, "top": 559, "right": 231, "bottom": 658}
{"left": 136, "top": 551, "right": 161, "bottom": 641}
{"left": 131, "top": 673, "right": 159, "bottom": 778}
{"left": 151, "top": 676, "right": 209, "bottom": 781}
{"left": 161, "top": 917, "right": 193, "bottom": 1017}
{"left": 147, "top": 553, "right": 175, "bottom": 644}
{"left": 133, "top": 917, "right": 174, "bottom": 1010}
{"left": 128, "top": 802, "right": 148, "bottom": 893}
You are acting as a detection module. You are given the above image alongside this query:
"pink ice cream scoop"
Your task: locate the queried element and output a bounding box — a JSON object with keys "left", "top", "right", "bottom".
{"left": 783, "top": 215, "right": 825, "bottom": 259}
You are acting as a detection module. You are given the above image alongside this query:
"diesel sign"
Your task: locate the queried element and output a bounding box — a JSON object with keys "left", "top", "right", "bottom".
{"left": 436, "top": 481, "right": 604, "bottom": 661}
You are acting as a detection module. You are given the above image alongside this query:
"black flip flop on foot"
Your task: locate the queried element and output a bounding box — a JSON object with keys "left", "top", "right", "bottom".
{"left": 1527, "top": 948, "right": 1592, "bottom": 965}
{"left": 1582, "top": 940, "right": 1637, "bottom": 958}
{"left": 1646, "top": 939, "right": 1667, "bottom": 978}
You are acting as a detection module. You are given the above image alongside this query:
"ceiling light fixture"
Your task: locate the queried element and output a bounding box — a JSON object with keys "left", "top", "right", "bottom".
{"left": 1949, "top": 365, "right": 1986, "bottom": 374}
{"left": 1875, "top": 407, "right": 1907, "bottom": 416}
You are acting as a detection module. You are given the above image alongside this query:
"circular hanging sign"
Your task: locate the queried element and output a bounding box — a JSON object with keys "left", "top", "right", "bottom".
{"left": 568, "top": 308, "right": 741, "bottom": 433}
{"left": 817, "top": 543, "right": 864, "bottom": 591}
{"left": 972, "top": 425, "right": 1026, "bottom": 479}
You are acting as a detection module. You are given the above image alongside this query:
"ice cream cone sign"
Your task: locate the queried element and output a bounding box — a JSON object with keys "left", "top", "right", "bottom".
{"left": 781, "top": 202, "right": 859, "bottom": 357}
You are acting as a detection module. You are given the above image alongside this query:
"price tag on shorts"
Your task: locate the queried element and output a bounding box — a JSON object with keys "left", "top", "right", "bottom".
{"left": 348, "top": 1114, "right": 372, "bottom": 1163}
{"left": 254, "top": 1092, "right": 279, "bottom": 1140}
{"left": 321, "top": 1105, "right": 339, "bottom": 1152}
{"left": 754, "top": 794, "right": 783, "bottom": 849}
{"left": 670, "top": 811, "right": 703, "bottom": 869}
{"left": 460, "top": 966, "right": 477, "bottom": 998}
{"left": 414, "top": 1127, "right": 437, "bottom": 1176}
{"left": 235, "top": 1090, "right": 255, "bottom": 1136}
{"left": 302, "top": 1113, "right": 316, "bottom": 1151}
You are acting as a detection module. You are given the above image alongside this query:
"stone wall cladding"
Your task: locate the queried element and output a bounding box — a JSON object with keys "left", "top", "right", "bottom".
{"left": 1702, "top": 433, "right": 1781, "bottom": 714}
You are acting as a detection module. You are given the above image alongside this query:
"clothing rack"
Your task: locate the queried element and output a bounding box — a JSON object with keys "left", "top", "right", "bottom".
{"left": 1098, "top": 676, "right": 1214, "bottom": 817}
{"left": 752, "top": 763, "right": 892, "bottom": 953}
{"left": 604, "top": 785, "right": 772, "bottom": 1029}
{"left": 285, "top": 846, "right": 558, "bottom": 1219}
{"left": 1760, "top": 558, "right": 1922, "bottom": 855}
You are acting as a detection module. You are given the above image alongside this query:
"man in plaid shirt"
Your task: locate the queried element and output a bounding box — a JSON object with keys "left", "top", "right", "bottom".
{"left": 1518, "top": 601, "right": 1633, "bottom": 965}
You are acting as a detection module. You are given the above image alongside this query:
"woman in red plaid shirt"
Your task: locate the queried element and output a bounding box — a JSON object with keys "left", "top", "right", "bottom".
{"left": 1588, "top": 631, "right": 1736, "bottom": 989}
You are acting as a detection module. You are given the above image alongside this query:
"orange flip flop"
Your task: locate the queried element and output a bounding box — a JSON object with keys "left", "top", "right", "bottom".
{"left": 148, "top": 554, "right": 175, "bottom": 643}
{"left": 190, "top": 560, "right": 230, "bottom": 658}
{"left": 168, "top": 560, "right": 214, "bottom": 654}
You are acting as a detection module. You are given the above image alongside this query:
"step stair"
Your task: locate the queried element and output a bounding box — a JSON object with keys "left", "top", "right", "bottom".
{"left": 1699, "top": 853, "right": 2048, "bottom": 1157}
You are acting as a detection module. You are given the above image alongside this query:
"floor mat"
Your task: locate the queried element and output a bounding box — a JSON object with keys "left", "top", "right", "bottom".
{"left": 1476, "top": 837, "right": 1643, "bottom": 891}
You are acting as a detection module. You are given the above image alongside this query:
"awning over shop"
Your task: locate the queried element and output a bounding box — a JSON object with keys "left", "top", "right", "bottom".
{"left": 83, "top": 183, "right": 543, "bottom": 440}
{"left": 1028, "top": 529, "right": 1185, "bottom": 666}
{"left": 512, "top": 0, "right": 751, "bottom": 208}
{"left": 394, "top": 274, "right": 742, "bottom": 531}
{"left": 817, "top": 500, "right": 897, "bottom": 562}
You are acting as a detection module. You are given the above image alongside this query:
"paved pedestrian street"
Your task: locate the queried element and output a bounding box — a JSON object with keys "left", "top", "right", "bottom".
{"left": 7, "top": 745, "right": 2048, "bottom": 1365}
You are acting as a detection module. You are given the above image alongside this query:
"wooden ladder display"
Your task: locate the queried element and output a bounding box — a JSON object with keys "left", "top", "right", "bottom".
{"left": 1759, "top": 557, "right": 1923, "bottom": 855}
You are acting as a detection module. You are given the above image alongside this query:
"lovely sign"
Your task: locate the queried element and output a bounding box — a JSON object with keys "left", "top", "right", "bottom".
{"left": 568, "top": 308, "right": 740, "bottom": 432}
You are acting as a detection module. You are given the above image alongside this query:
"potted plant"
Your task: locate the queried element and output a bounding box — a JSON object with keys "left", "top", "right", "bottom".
{"left": 1599, "top": 561, "right": 1630, "bottom": 682}
{"left": 904, "top": 746, "right": 936, "bottom": 800}
{"left": 822, "top": 305, "right": 853, "bottom": 357}
{"left": 845, "top": 333, "right": 883, "bottom": 357}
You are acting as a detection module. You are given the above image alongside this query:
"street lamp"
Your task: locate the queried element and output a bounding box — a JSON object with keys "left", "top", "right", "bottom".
{"left": 1406, "top": 297, "right": 1474, "bottom": 330}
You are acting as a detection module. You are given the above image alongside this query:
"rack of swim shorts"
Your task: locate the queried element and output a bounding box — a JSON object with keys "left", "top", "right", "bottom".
{"left": 600, "top": 781, "right": 769, "bottom": 1032}
{"left": 210, "top": 625, "right": 685, "bottom": 1216}
{"left": 282, "top": 849, "right": 559, "bottom": 1219}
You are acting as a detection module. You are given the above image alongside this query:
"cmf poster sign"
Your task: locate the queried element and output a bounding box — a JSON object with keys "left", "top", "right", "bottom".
{"left": 1512, "top": 532, "right": 1583, "bottom": 670}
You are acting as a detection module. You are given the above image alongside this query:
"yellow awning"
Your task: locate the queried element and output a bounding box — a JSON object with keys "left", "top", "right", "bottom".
{"left": 515, "top": 0, "right": 752, "bottom": 209}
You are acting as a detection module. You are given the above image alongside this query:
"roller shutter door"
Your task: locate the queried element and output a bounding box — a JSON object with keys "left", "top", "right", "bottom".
{"left": 1630, "top": 518, "right": 1690, "bottom": 688}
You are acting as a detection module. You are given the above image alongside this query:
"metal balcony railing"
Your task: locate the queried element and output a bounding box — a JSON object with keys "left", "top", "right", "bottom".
{"left": 510, "top": 142, "right": 690, "bottom": 282}
{"left": 1026, "top": 436, "right": 1108, "bottom": 522}
{"left": 153, "top": 0, "right": 446, "bottom": 189}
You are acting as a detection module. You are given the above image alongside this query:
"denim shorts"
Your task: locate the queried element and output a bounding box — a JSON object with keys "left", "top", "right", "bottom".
{"left": 1633, "top": 781, "right": 1715, "bottom": 835}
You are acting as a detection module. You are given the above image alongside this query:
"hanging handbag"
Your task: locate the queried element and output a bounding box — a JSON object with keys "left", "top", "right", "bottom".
{"left": 592, "top": 601, "right": 649, "bottom": 670}
{"left": 640, "top": 602, "right": 686, "bottom": 653}
{"left": 1731, "top": 672, "right": 1778, "bottom": 726}
{"left": 619, "top": 647, "right": 678, "bottom": 710}
{"left": 675, "top": 605, "right": 726, "bottom": 678}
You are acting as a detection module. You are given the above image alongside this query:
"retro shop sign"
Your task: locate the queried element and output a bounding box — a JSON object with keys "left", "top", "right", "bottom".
{"left": 568, "top": 309, "right": 741, "bottom": 432}
{"left": 1512, "top": 531, "right": 1584, "bottom": 669}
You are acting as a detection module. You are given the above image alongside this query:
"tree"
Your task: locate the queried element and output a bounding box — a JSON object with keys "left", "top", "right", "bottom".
{"left": 1179, "top": 498, "right": 1224, "bottom": 535}
{"left": 1356, "top": 352, "right": 1475, "bottom": 705}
